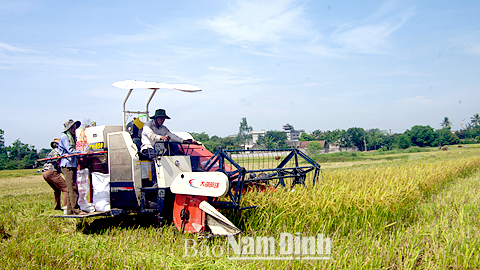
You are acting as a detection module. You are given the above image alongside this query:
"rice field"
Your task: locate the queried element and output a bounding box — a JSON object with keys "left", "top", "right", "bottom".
{"left": 1, "top": 144, "right": 479, "bottom": 269}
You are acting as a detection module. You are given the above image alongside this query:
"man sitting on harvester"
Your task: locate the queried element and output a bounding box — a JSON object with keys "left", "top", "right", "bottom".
{"left": 140, "top": 108, "right": 193, "bottom": 186}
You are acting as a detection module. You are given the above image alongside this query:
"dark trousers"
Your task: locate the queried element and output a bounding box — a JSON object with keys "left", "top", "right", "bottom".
{"left": 42, "top": 170, "right": 68, "bottom": 210}
{"left": 142, "top": 148, "right": 157, "bottom": 186}
{"left": 61, "top": 167, "right": 82, "bottom": 215}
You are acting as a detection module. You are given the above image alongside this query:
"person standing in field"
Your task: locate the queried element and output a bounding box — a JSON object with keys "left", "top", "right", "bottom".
{"left": 58, "top": 119, "right": 92, "bottom": 215}
{"left": 41, "top": 138, "right": 67, "bottom": 211}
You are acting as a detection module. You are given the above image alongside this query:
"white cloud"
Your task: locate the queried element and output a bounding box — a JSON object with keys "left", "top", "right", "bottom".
{"left": 67, "top": 74, "right": 106, "bottom": 80}
{"left": 401, "top": 95, "right": 432, "bottom": 105}
{"left": 0, "top": 52, "right": 95, "bottom": 69}
{"left": 0, "top": 42, "right": 97, "bottom": 70}
{"left": 332, "top": 23, "right": 394, "bottom": 54}
{"left": 449, "top": 33, "right": 480, "bottom": 56}
{"left": 207, "top": 66, "right": 239, "bottom": 73}
{"left": 304, "top": 1, "right": 416, "bottom": 56}
{"left": 0, "top": 0, "right": 36, "bottom": 17}
{"left": 468, "top": 43, "right": 480, "bottom": 55}
{"left": 60, "top": 48, "right": 97, "bottom": 55}
{"left": 0, "top": 42, "right": 38, "bottom": 53}
{"left": 200, "top": 72, "right": 264, "bottom": 86}
{"left": 304, "top": 44, "right": 341, "bottom": 58}
{"left": 204, "top": 0, "right": 310, "bottom": 45}
{"left": 203, "top": 0, "right": 416, "bottom": 57}
{"left": 331, "top": 4, "right": 415, "bottom": 54}
{"left": 373, "top": 70, "right": 430, "bottom": 77}
{"left": 86, "top": 31, "right": 169, "bottom": 46}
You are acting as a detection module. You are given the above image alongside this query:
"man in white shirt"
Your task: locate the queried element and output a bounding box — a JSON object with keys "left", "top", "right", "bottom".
{"left": 140, "top": 108, "right": 186, "bottom": 153}
{"left": 140, "top": 109, "right": 192, "bottom": 186}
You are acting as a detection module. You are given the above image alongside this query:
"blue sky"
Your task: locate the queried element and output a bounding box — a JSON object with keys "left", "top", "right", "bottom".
{"left": 1, "top": 0, "right": 479, "bottom": 149}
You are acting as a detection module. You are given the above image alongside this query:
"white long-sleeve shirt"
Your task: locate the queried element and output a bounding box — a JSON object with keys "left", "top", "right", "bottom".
{"left": 140, "top": 120, "right": 183, "bottom": 152}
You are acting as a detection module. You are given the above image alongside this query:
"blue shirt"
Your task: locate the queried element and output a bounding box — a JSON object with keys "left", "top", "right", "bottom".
{"left": 58, "top": 133, "right": 83, "bottom": 167}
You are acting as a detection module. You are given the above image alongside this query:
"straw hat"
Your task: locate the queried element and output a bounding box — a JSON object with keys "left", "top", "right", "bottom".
{"left": 63, "top": 119, "right": 81, "bottom": 133}
{"left": 50, "top": 138, "right": 60, "bottom": 149}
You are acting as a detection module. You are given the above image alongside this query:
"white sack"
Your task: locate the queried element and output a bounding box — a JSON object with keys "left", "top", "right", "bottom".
{"left": 80, "top": 203, "right": 95, "bottom": 213}
{"left": 94, "top": 200, "right": 111, "bottom": 212}
{"left": 92, "top": 172, "right": 110, "bottom": 212}
{"left": 77, "top": 168, "right": 92, "bottom": 211}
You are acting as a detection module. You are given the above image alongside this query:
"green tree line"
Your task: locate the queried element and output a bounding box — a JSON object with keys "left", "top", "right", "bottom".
{"left": 1, "top": 114, "right": 479, "bottom": 170}
{"left": 0, "top": 129, "right": 41, "bottom": 170}
{"left": 191, "top": 114, "right": 480, "bottom": 153}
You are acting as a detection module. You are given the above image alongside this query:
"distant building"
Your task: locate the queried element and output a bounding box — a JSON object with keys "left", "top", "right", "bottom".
{"left": 242, "top": 124, "right": 308, "bottom": 149}
{"left": 241, "top": 129, "right": 266, "bottom": 149}
{"left": 286, "top": 140, "right": 302, "bottom": 148}
{"left": 250, "top": 129, "right": 265, "bottom": 144}
{"left": 282, "top": 123, "right": 304, "bottom": 141}
{"left": 283, "top": 124, "right": 293, "bottom": 131}
{"left": 328, "top": 141, "right": 341, "bottom": 150}
{"left": 299, "top": 140, "right": 326, "bottom": 149}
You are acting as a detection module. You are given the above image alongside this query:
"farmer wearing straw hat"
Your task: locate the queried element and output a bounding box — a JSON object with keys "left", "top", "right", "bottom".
{"left": 58, "top": 119, "right": 92, "bottom": 215}
{"left": 41, "top": 138, "right": 68, "bottom": 211}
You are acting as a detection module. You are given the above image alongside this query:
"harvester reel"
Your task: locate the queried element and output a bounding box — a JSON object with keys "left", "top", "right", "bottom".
{"left": 246, "top": 172, "right": 275, "bottom": 193}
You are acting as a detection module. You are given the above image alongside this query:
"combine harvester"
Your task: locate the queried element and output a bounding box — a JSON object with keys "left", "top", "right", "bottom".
{"left": 43, "top": 80, "right": 322, "bottom": 237}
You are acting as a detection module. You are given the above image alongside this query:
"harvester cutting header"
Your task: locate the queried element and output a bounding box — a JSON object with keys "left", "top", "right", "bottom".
{"left": 39, "top": 80, "right": 322, "bottom": 237}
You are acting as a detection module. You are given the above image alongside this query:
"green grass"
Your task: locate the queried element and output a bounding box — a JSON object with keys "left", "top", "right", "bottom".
{"left": 0, "top": 168, "right": 40, "bottom": 178}
{"left": 315, "top": 143, "right": 480, "bottom": 167}
{"left": 1, "top": 145, "right": 480, "bottom": 269}
{"left": 311, "top": 146, "right": 436, "bottom": 163}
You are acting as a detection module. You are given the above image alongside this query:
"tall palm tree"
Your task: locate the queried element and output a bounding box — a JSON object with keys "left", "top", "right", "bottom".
{"left": 440, "top": 117, "right": 452, "bottom": 128}
{"left": 471, "top": 113, "right": 480, "bottom": 127}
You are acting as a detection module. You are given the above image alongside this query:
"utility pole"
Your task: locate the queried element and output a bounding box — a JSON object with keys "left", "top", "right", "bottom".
{"left": 363, "top": 130, "right": 367, "bottom": 152}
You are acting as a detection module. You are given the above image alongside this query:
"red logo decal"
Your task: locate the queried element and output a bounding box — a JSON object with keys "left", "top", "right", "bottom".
{"left": 189, "top": 179, "right": 219, "bottom": 188}
{"left": 200, "top": 181, "right": 219, "bottom": 188}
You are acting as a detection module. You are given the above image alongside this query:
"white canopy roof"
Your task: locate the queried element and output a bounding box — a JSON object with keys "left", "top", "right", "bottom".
{"left": 112, "top": 80, "right": 202, "bottom": 92}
